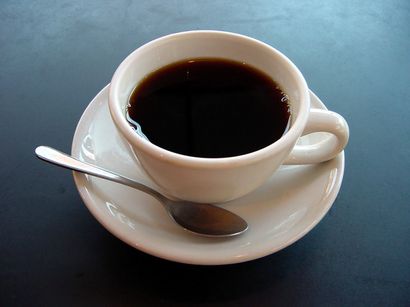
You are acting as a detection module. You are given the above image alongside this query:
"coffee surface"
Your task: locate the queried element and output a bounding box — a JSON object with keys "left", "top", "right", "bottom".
{"left": 127, "top": 58, "right": 290, "bottom": 158}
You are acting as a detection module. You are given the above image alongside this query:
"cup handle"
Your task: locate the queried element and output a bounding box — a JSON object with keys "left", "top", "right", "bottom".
{"left": 283, "top": 109, "right": 349, "bottom": 165}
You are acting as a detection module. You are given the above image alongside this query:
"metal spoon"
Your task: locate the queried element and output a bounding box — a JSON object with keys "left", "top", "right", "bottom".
{"left": 35, "top": 146, "right": 248, "bottom": 237}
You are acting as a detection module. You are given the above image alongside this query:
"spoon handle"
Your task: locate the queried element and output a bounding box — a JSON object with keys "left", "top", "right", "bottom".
{"left": 35, "top": 146, "right": 166, "bottom": 202}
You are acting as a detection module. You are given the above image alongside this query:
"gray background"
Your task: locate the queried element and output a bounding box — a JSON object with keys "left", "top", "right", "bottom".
{"left": 1, "top": 0, "right": 409, "bottom": 306}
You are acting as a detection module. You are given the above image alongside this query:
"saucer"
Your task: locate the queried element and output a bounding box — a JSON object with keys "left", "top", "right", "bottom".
{"left": 72, "top": 85, "right": 345, "bottom": 265}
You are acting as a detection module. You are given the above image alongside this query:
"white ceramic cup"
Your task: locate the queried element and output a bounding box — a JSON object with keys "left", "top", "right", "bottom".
{"left": 109, "top": 30, "right": 349, "bottom": 203}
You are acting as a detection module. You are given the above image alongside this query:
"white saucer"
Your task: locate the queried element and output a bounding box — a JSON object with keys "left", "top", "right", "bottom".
{"left": 72, "top": 85, "right": 345, "bottom": 265}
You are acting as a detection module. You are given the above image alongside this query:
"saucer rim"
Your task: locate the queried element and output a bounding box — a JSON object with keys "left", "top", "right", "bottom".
{"left": 72, "top": 84, "right": 345, "bottom": 265}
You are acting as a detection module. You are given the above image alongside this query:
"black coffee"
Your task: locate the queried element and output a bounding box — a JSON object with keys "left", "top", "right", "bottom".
{"left": 127, "top": 58, "right": 290, "bottom": 158}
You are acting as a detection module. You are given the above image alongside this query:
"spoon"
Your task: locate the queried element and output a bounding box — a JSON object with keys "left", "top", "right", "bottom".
{"left": 35, "top": 146, "right": 248, "bottom": 237}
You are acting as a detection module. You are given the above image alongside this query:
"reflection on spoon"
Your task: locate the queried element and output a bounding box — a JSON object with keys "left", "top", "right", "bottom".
{"left": 35, "top": 146, "right": 248, "bottom": 237}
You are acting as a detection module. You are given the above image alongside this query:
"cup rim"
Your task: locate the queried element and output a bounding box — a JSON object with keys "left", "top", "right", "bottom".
{"left": 109, "top": 30, "right": 310, "bottom": 168}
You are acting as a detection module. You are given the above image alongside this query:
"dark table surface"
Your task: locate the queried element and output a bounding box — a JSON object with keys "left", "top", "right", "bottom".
{"left": 1, "top": 0, "right": 410, "bottom": 306}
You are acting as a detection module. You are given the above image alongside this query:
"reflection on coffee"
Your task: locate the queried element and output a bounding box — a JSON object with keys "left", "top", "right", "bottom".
{"left": 126, "top": 58, "right": 290, "bottom": 158}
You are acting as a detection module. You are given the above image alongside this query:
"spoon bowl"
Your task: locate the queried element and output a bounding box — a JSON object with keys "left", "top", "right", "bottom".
{"left": 35, "top": 146, "right": 248, "bottom": 237}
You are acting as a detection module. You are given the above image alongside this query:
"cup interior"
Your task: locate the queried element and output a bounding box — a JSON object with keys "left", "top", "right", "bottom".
{"left": 109, "top": 31, "right": 309, "bottom": 160}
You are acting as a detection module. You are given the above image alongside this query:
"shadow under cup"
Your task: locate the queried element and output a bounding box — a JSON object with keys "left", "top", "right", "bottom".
{"left": 109, "top": 31, "right": 310, "bottom": 203}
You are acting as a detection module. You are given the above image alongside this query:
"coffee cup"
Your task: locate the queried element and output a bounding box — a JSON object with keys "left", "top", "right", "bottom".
{"left": 109, "top": 30, "right": 349, "bottom": 203}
